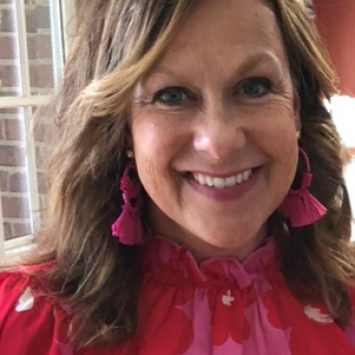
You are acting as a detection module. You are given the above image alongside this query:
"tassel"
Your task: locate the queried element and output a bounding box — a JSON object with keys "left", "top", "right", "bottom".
{"left": 279, "top": 148, "right": 327, "bottom": 228}
{"left": 111, "top": 162, "right": 144, "bottom": 245}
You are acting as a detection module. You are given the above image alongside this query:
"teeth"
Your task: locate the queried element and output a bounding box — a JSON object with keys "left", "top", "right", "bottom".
{"left": 192, "top": 169, "right": 253, "bottom": 188}
{"left": 213, "top": 178, "right": 225, "bottom": 188}
{"left": 206, "top": 176, "right": 214, "bottom": 187}
{"left": 225, "top": 176, "right": 236, "bottom": 187}
{"left": 236, "top": 173, "right": 243, "bottom": 184}
{"left": 195, "top": 174, "right": 206, "bottom": 185}
{"left": 243, "top": 170, "right": 252, "bottom": 181}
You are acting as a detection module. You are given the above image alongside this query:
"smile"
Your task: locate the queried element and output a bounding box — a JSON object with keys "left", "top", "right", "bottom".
{"left": 192, "top": 169, "right": 253, "bottom": 188}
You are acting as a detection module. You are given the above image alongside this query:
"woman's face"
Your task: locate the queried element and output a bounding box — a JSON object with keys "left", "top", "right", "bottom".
{"left": 131, "top": 0, "right": 300, "bottom": 260}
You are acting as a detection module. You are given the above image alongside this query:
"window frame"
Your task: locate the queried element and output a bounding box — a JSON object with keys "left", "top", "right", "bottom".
{"left": 0, "top": 0, "right": 72, "bottom": 261}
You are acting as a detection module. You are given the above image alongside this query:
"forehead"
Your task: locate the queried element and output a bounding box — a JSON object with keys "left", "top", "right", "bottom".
{"left": 152, "top": 0, "right": 288, "bottom": 73}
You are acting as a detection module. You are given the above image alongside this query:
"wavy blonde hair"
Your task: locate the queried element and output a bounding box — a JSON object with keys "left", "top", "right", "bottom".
{"left": 24, "top": 0, "right": 354, "bottom": 349}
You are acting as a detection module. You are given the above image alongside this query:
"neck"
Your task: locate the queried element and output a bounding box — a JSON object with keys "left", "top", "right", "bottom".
{"left": 148, "top": 204, "right": 268, "bottom": 262}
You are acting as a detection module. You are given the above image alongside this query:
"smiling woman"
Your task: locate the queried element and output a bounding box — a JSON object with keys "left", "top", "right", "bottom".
{"left": 0, "top": 0, "right": 354, "bottom": 354}
{"left": 131, "top": 1, "right": 299, "bottom": 260}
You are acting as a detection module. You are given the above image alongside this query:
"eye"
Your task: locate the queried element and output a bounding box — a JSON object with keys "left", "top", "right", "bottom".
{"left": 239, "top": 77, "right": 273, "bottom": 98}
{"left": 152, "top": 87, "right": 189, "bottom": 106}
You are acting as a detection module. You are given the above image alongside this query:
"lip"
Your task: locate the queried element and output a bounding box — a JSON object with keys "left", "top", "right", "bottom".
{"left": 185, "top": 166, "right": 262, "bottom": 202}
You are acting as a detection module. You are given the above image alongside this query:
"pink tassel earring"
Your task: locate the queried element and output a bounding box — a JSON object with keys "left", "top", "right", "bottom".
{"left": 279, "top": 147, "right": 327, "bottom": 228}
{"left": 111, "top": 151, "right": 144, "bottom": 245}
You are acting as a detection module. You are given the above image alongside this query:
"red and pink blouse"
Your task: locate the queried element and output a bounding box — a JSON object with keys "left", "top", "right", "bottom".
{"left": 1, "top": 236, "right": 355, "bottom": 354}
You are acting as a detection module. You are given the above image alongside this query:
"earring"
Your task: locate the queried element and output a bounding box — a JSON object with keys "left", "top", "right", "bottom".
{"left": 279, "top": 147, "right": 327, "bottom": 228}
{"left": 126, "top": 150, "right": 134, "bottom": 159}
{"left": 111, "top": 161, "right": 144, "bottom": 245}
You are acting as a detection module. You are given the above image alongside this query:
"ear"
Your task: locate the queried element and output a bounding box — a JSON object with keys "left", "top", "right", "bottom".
{"left": 293, "top": 90, "right": 302, "bottom": 131}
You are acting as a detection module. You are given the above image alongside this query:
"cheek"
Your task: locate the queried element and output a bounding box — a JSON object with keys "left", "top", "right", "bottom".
{"left": 268, "top": 124, "right": 298, "bottom": 165}
{"left": 258, "top": 98, "right": 298, "bottom": 151}
{"left": 131, "top": 117, "right": 185, "bottom": 196}
{"left": 131, "top": 112, "right": 186, "bottom": 156}
{"left": 255, "top": 100, "right": 299, "bottom": 183}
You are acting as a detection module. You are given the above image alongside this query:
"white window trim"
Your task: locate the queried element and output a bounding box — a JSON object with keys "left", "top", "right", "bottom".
{"left": 4, "top": 234, "right": 36, "bottom": 261}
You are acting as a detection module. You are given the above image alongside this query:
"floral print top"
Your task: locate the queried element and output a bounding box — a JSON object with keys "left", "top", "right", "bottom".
{"left": 1, "top": 236, "right": 355, "bottom": 355}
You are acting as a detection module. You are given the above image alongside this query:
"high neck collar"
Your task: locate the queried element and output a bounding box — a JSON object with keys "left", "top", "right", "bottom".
{"left": 143, "top": 236, "right": 277, "bottom": 289}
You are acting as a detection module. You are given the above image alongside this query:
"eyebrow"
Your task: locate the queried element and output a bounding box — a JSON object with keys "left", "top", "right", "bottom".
{"left": 235, "top": 50, "right": 284, "bottom": 74}
{"left": 147, "top": 50, "right": 284, "bottom": 80}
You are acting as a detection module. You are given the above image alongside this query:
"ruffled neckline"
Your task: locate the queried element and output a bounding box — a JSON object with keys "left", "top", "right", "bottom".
{"left": 143, "top": 236, "right": 277, "bottom": 289}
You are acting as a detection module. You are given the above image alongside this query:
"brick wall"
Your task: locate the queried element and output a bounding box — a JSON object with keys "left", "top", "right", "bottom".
{"left": 314, "top": 0, "right": 355, "bottom": 96}
{"left": 0, "top": 0, "right": 53, "bottom": 239}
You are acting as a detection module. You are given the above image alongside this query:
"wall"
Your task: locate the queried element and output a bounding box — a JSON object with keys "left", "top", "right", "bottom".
{"left": 0, "top": 0, "right": 52, "bottom": 240}
{"left": 314, "top": 0, "right": 355, "bottom": 96}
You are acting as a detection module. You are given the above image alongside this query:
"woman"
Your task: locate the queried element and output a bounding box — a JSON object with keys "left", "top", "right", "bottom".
{"left": 1, "top": 0, "right": 355, "bottom": 354}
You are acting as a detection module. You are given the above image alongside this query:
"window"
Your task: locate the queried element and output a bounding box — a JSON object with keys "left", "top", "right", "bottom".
{"left": 0, "top": 0, "right": 70, "bottom": 261}
{"left": 331, "top": 95, "right": 355, "bottom": 239}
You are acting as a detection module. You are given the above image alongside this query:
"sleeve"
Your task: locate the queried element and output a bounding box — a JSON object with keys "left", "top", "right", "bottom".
{"left": 0, "top": 271, "right": 73, "bottom": 355}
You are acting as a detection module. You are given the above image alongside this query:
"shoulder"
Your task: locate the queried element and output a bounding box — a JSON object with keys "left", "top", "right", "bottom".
{"left": 0, "top": 269, "right": 72, "bottom": 354}
{"left": 0, "top": 270, "right": 39, "bottom": 316}
{"left": 0, "top": 265, "right": 54, "bottom": 314}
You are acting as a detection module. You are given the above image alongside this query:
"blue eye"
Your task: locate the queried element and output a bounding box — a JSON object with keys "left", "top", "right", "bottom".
{"left": 240, "top": 78, "right": 272, "bottom": 98}
{"left": 152, "top": 87, "right": 188, "bottom": 106}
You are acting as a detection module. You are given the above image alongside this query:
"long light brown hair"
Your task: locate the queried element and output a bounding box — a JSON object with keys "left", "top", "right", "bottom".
{"left": 25, "top": 0, "right": 354, "bottom": 349}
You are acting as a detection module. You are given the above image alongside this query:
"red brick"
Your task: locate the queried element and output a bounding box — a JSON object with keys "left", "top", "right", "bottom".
{"left": 9, "top": 171, "right": 28, "bottom": 192}
{"left": 4, "top": 119, "right": 25, "bottom": 140}
{"left": 12, "top": 222, "right": 32, "bottom": 237}
{"left": 0, "top": 9, "right": 16, "bottom": 32}
{"left": 0, "top": 64, "right": 20, "bottom": 87}
{"left": 0, "top": 89, "right": 21, "bottom": 96}
{"left": 29, "top": 64, "right": 53, "bottom": 88}
{"left": 0, "top": 120, "right": 5, "bottom": 140}
{"left": 0, "top": 108, "right": 22, "bottom": 115}
{"left": 25, "top": 5, "right": 50, "bottom": 33}
{"left": 0, "top": 170, "right": 8, "bottom": 191}
{"left": 27, "top": 34, "right": 52, "bottom": 60}
{"left": 3, "top": 222, "right": 12, "bottom": 240}
{"left": 1, "top": 196, "right": 30, "bottom": 218}
{"left": 0, "top": 145, "right": 26, "bottom": 166}
{"left": 0, "top": 36, "right": 18, "bottom": 60}
{"left": 33, "top": 122, "right": 48, "bottom": 142}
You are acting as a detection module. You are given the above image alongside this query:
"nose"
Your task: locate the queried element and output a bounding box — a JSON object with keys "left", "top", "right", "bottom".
{"left": 193, "top": 105, "right": 247, "bottom": 162}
